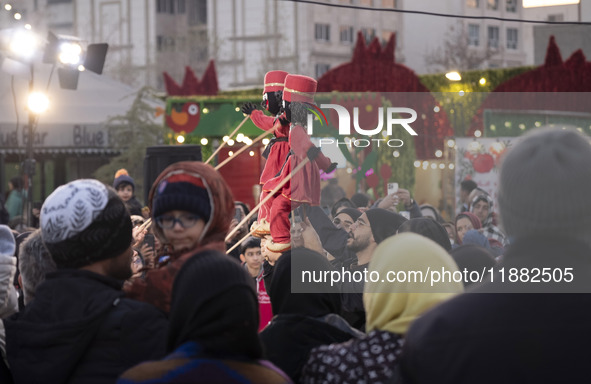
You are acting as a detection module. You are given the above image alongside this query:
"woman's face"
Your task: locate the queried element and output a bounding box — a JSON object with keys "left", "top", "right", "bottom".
{"left": 456, "top": 217, "right": 474, "bottom": 243}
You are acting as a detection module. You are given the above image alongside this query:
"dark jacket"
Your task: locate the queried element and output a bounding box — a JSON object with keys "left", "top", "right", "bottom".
{"left": 400, "top": 237, "right": 591, "bottom": 384}
{"left": 125, "top": 196, "right": 144, "bottom": 217}
{"left": 4, "top": 269, "right": 168, "bottom": 384}
{"left": 260, "top": 314, "right": 362, "bottom": 383}
{"left": 260, "top": 249, "right": 360, "bottom": 382}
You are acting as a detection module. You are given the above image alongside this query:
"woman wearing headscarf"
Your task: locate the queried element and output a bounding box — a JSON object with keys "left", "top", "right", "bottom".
{"left": 125, "top": 161, "right": 235, "bottom": 313}
{"left": 450, "top": 244, "right": 496, "bottom": 288}
{"left": 470, "top": 194, "right": 508, "bottom": 247}
{"left": 301, "top": 233, "right": 464, "bottom": 384}
{"left": 260, "top": 248, "right": 363, "bottom": 383}
{"left": 454, "top": 212, "right": 482, "bottom": 245}
{"left": 118, "top": 250, "right": 291, "bottom": 384}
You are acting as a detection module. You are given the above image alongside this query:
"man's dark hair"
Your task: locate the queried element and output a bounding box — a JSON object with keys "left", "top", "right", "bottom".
{"left": 241, "top": 236, "right": 261, "bottom": 254}
{"left": 460, "top": 179, "right": 478, "bottom": 193}
{"left": 351, "top": 193, "right": 370, "bottom": 209}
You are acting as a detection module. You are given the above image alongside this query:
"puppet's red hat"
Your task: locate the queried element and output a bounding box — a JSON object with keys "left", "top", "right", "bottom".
{"left": 283, "top": 74, "right": 317, "bottom": 103}
{"left": 263, "top": 70, "right": 289, "bottom": 94}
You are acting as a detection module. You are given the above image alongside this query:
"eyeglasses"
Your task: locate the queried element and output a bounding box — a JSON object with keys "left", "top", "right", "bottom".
{"left": 156, "top": 214, "right": 200, "bottom": 229}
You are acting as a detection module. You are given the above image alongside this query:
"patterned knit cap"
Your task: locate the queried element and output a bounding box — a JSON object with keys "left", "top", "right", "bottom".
{"left": 41, "top": 179, "right": 132, "bottom": 269}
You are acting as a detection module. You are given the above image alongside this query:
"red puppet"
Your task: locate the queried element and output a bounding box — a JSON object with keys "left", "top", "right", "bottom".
{"left": 262, "top": 74, "right": 336, "bottom": 253}
{"left": 241, "top": 71, "right": 291, "bottom": 234}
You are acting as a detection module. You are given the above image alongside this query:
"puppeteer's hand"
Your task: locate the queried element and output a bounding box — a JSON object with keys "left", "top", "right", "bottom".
{"left": 241, "top": 102, "right": 257, "bottom": 115}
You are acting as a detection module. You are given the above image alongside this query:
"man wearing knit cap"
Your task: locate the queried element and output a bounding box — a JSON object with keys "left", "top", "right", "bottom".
{"left": 125, "top": 161, "right": 235, "bottom": 313}
{"left": 342, "top": 208, "right": 408, "bottom": 329}
{"left": 4, "top": 179, "right": 167, "bottom": 384}
{"left": 241, "top": 70, "right": 292, "bottom": 236}
{"left": 399, "top": 127, "right": 591, "bottom": 384}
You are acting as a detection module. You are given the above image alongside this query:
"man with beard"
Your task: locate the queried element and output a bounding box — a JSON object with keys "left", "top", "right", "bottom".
{"left": 4, "top": 179, "right": 168, "bottom": 384}
{"left": 340, "top": 208, "right": 407, "bottom": 329}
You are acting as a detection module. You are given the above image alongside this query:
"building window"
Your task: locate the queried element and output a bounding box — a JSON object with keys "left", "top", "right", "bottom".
{"left": 157, "top": 35, "right": 177, "bottom": 52}
{"left": 468, "top": 24, "right": 480, "bottom": 46}
{"left": 506, "top": 28, "right": 518, "bottom": 49}
{"left": 548, "top": 14, "right": 564, "bottom": 22}
{"left": 315, "top": 24, "right": 330, "bottom": 42}
{"left": 382, "top": 0, "right": 396, "bottom": 7}
{"left": 487, "top": 0, "right": 498, "bottom": 10}
{"left": 340, "top": 26, "right": 354, "bottom": 44}
{"left": 188, "top": 0, "right": 207, "bottom": 25}
{"left": 177, "top": 0, "right": 186, "bottom": 14}
{"left": 361, "top": 27, "right": 376, "bottom": 43}
{"left": 157, "top": 0, "right": 176, "bottom": 13}
{"left": 466, "top": 0, "right": 479, "bottom": 8}
{"left": 157, "top": 0, "right": 167, "bottom": 13}
{"left": 315, "top": 63, "right": 330, "bottom": 78}
{"left": 487, "top": 26, "right": 499, "bottom": 48}
{"left": 506, "top": 0, "right": 517, "bottom": 12}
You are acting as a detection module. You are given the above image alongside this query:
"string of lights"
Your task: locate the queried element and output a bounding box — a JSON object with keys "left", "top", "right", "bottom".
{"left": 280, "top": 0, "right": 591, "bottom": 25}
{"left": 1, "top": 2, "right": 32, "bottom": 29}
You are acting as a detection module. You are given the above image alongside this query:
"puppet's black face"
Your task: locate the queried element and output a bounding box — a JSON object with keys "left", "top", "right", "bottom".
{"left": 283, "top": 100, "right": 292, "bottom": 122}
{"left": 262, "top": 91, "right": 282, "bottom": 115}
{"left": 282, "top": 100, "right": 309, "bottom": 125}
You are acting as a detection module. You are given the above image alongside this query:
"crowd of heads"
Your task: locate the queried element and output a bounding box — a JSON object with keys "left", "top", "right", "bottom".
{"left": 0, "top": 126, "right": 587, "bottom": 383}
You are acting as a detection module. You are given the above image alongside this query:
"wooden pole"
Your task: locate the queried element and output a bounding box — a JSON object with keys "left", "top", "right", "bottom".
{"left": 226, "top": 227, "right": 257, "bottom": 255}
{"left": 204, "top": 115, "right": 249, "bottom": 165}
{"left": 225, "top": 157, "right": 310, "bottom": 242}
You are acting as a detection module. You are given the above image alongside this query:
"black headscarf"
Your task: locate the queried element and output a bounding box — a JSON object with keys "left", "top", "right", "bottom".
{"left": 267, "top": 248, "right": 341, "bottom": 318}
{"left": 167, "top": 250, "right": 263, "bottom": 359}
{"left": 398, "top": 217, "right": 453, "bottom": 252}
{"left": 450, "top": 244, "right": 496, "bottom": 288}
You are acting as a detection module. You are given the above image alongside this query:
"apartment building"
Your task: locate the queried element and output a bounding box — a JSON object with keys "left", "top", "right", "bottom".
{"left": 12, "top": 0, "right": 583, "bottom": 91}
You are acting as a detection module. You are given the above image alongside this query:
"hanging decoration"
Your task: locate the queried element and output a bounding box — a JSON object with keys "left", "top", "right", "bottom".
{"left": 162, "top": 60, "right": 219, "bottom": 134}
{"left": 468, "top": 36, "right": 591, "bottom": 137}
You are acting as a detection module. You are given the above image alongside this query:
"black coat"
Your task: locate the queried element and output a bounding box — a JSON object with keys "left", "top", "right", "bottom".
{"left": 125, "top": 197, "right": 144, "bottom": 216}
{"left": 4, "top": 270, "right": 168, "bottom": 384}
{"left": 260, "top": 314, "right": 362, "bottom": 383}
{"left": 399, "top": 236, "right": 591, "bottom": 384}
